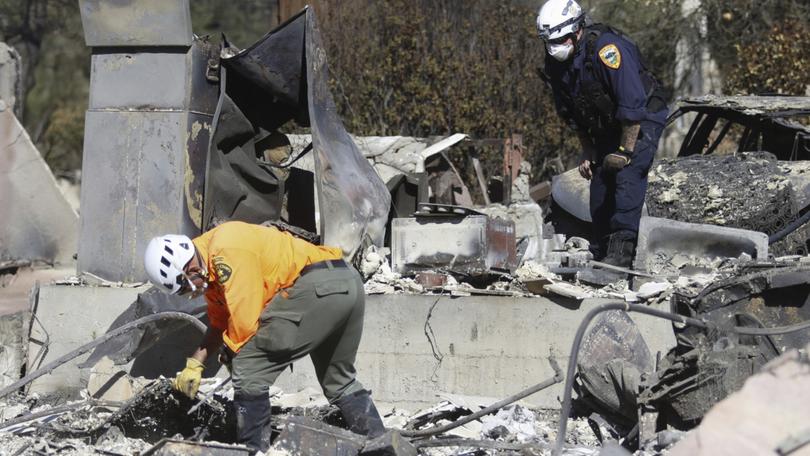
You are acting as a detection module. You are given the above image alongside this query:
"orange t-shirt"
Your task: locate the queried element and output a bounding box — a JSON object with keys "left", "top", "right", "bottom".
{"left": 193, "top": 221, "right": 343, "bottom": 352}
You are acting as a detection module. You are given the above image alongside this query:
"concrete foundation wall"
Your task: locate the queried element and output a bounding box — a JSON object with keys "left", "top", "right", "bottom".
{"left": 29, "top": 286, "right": 676, "bottom": 410}
{"left": 0, "top": 310, "right": 29, "bottom": 388}
{"left": 27, "top": 284, "right": 148, "bottom": 396}
{"left": 275, "top": 294, "right": 677, "bottom": 410}
{"left": 0, "top": 268, "right": 75, "bottom": 389}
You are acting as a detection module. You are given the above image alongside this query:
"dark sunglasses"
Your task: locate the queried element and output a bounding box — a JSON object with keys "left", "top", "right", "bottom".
{"left": 176, "top": 274, "right": 193, "bottom": 296}
{"left": 544, "top": 33, "right": 574, "bottom": 46}
{"left": 176, "top": 264, "right": 206, "bottom": 298}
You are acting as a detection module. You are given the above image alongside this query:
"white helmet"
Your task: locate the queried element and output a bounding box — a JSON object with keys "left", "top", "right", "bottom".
{"left": 537, "top": 0, "right": 585, "bottom": 61}
{"left": 144, "top": 234, "right": 196, "bottom": 294}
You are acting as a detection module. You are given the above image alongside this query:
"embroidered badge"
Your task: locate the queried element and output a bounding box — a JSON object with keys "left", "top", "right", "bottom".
{"left": 212, "top": 256, "right": 232, "bottom": 284}
{"left": 599, "top": 44, "right": 621, "bottom": 69}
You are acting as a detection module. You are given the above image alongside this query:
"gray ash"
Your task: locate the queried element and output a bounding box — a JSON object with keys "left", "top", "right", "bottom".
{"left": 646, "top": 152, "right": 807, "bottom": 254}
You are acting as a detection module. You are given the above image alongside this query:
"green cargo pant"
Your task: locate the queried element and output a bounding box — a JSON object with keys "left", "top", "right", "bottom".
{"left": 231, "top": 264, "right": 366, "bottom": 402}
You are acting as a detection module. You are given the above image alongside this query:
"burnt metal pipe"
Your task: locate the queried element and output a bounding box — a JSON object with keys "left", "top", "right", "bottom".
{"left": 400, "top": 357, "right": 564, "bottom": 438}
{"left": 0, "top": 312, "right": 206, "bottom": 399}
{"left": 552, "top": 302, "right": 810, "bottom": 456}
{"left": 187, "top": 375, "right": 232, "bottom": 415}
{"left": 414, "top": 438, "right": 550, "bottom": 451}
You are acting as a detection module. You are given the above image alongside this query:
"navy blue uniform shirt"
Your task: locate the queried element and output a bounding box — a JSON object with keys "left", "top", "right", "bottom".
{"left": 545, "top": 27, "right": 667, "bottom": 143}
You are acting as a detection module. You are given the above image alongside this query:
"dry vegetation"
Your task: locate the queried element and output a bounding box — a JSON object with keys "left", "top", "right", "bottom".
{"left": 0, "top": 0, "right": 808, "bottom": 180}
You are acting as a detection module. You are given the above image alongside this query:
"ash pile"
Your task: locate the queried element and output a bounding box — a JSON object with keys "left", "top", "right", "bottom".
{"left": 647, "top": 152, "right": 809, "bottom": 256}
{"left": 0, "top": 373, "right": 613, "bottom": 456}
{"left": 0, "top": 379, "right": 235, "bottom": 455}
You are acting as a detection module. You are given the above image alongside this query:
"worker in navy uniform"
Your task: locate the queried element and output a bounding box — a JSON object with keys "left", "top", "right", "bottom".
{"left": 537, "top": 0, "right": 669, "bottom": 267}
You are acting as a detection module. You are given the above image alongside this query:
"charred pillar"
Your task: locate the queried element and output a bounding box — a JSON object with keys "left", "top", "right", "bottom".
{"left": 77, "top": 0, "right": 218, "bottom": 282}
{"left": 502, "top": 134, "right": 524, "bottom": 206}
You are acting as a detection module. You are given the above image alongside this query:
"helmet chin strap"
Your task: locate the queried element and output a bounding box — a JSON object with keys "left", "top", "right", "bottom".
{"left": 186, "top": 274, "right": 208, "bottom": 299}
{"left": 176, "top": 250, "right": 209, "bottom": 299}
{"left": 186, "top": 250, "right": 209, "bottom": 299}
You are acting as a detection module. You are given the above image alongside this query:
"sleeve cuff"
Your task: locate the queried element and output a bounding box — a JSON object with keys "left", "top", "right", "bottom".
{"left": 615, "top": 105, "right": 647, "bottom": 123}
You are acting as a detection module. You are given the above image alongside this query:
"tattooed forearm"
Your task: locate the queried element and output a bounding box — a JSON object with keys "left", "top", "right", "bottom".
{"left": 620, "top": 122, "right": 641, "bottom": 152}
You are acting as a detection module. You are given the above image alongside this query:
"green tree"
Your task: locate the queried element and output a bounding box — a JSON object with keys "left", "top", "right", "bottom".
{"left": 0, "top": 0, "right": 76, "bottom": 100}
{"left": 702, "top": 0, "right": 810, "bottom": 91}
{"left": 315, "top": 0, "right": 577, "bottom": 183}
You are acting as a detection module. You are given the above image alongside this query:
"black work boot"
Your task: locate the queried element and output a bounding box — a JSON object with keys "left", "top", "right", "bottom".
{"left": 233, "top": 391, "right": 271, "bottom": 454}
{"left": 602, "top": 231, "right": 636, "bottom": 268}
{"left": 589, "top": 237, "right": 608, "bottom": 261}
{"left": 335, "top": 389, "right": 386, "bottom": 438}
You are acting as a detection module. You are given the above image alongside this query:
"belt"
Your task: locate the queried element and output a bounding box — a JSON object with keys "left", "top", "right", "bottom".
{"left": 300, "top": 259, "right": 348, "bottom": 276}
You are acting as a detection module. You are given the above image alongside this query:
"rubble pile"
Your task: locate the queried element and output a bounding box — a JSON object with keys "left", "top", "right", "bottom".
{"left": 646, "top": 152, "right": 796, "bottom": 236}
{"left": 2, "top": 4, "right": 810, "bottom": 454}
{"left": 0, "top": 376, "right": 653, "bottom": 456}
{"left": 0, "top": 393, "right": 153, "bottom": 455}
{"left": 3, "top": 241, "right": 806, "bottom": 456}
{"left": 643, "top": 251, "right": 729, "bottom": 277}
{"left": 647, "top": 152, "right": 798, "bottom": 234}
{"left": 361, "top": 238, "right": 738, "bottom": 307}
{"left": 0, "top": 379, "right": 239, "bottom": 449}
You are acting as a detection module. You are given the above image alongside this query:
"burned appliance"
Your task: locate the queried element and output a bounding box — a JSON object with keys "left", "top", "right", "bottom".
{"left": 391, "top": 204, "right": 517, "bottom": 276}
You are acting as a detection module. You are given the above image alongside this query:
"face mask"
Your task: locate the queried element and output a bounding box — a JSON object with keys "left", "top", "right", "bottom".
{"left": 548, "top": 42, "right": 574, "bottom": 61}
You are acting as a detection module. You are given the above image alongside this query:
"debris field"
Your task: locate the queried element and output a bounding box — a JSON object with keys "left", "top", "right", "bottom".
{"left": 2, "top": 3, "right": 810, "bottom": 456}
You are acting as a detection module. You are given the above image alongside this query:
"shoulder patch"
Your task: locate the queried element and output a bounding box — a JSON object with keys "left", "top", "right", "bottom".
{"left": 212, "top": 256, "right": 232, "bottom": 284}
{"left": 598, "top": 44, "right": 621, "bottom": 69}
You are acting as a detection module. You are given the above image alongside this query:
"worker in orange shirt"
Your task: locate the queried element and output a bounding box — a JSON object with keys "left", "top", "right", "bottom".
{"left": 144, "top": 221, "right": 385, "bottom": 452}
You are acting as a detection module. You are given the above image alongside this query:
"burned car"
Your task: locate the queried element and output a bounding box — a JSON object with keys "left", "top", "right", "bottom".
{"left": 672, "top": 95, "right": 810, "bottom": 160}
{"left": 550, "top": 95, "right": 810, "bottom": 256}
{"left": 647, "top": 96, "right": 810, "bottom": 256}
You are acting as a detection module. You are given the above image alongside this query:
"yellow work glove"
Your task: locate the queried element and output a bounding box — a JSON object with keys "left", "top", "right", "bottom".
{"left": 173, "top": 357, "right": 204, "bottom": 399}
